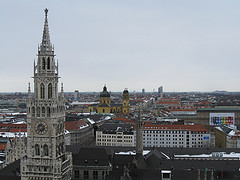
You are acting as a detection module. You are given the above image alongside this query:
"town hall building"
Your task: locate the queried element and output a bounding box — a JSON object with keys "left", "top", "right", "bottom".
{"left": 20, "top": 9, "right": 72, "bottom": 180}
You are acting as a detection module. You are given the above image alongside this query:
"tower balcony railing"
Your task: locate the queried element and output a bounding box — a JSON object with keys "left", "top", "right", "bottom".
{"left": 35, "top": 72, "right": 58, "bottom": 77}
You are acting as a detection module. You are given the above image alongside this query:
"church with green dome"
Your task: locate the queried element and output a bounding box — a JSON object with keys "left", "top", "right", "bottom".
{"left": 88, "top": 85, "right": 130, "bottom": 114}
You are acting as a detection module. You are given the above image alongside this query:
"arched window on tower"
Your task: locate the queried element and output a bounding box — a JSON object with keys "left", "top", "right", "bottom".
{"left": 59, "top": 145, "right": 62, "bottom": 155}
{"left": 47, "top": 57, "right": 50, "bottom": 70}
{"left": 42, "top": 58, "right": 45, "bottom": 70}
{"left": 40, "top": 83, "right": 45, "bottom": 99}
{"left": 36, "top": 107, "right": 40, "bottom": 117}
{"left": 47, "top": 107, "right": 50, "bottom": 117}
{"left": 42, "top": 106, "right": 45, "bottom": 117}
{"left": 60, "top": 123, "right": 63, "bottom": 133}
{"left": 48, "top": 83, "right": 53, "bottom": 99}
{"left": 35, "top": 144, "right": 40, "bottom": 156}
{"left": 55, "top": 84, "right": 58, "bottom": 98}
{"left": 43, "top": 144, "right": 49, "bottom": 156}
{"left": 62, "top": 143, "right": 65, "bottom": 153}
{"left": 32, "top": 107, "right": 35, "bottom": 117}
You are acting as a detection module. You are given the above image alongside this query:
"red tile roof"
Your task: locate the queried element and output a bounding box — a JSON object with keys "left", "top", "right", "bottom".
{"left": 171, "top": 109, "right": 196, "bottom": 112}
{"left": 113, "top": 117, "right": 134, "bottom": 124}
{"left": 157, "top": 101, "right": 180, "bottom": 105}
{"left": 0, "top": 123, "right": 27, "bottom": 132}
{"left": 65, "top": 119, "right": 88, "bottom": 131}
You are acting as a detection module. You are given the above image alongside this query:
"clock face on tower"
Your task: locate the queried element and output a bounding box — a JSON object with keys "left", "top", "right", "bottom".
{"left": 35, "top": 121, "right": 48, "bottom": 135}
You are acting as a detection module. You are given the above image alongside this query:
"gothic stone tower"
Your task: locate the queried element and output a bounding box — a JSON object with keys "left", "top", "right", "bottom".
{"left": 21, "top": 9, "right": 72, "bottom": 180}
{"left": 136, "top": 105, "right": 143, "bottom": 156}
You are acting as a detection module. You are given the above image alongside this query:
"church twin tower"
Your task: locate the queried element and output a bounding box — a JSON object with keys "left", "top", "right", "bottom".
{"left": 21, "top": 9, "right": 72, "bottom": 180}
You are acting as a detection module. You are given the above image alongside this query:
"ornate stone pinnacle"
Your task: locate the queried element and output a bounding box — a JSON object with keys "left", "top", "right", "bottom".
{"left": 45, "top": 8, "right": 48, "bottom": 17}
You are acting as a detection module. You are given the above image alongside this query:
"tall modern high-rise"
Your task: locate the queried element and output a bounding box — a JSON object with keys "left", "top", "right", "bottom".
{"left": 74, "top": 90, "right": 80, "bottom": 100}
{"left": 21, "top": 9, "right": 72, "bottom": 180}
{"left": 158, "top": 86, "right": 163, "bottom": 97}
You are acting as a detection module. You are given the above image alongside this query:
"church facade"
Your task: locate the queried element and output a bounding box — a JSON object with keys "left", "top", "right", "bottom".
{"left": 20, "top": 9, "right": 72, "bottom": 180}
{"left": 88, "top": 86, "right": 130, "bottom": 115}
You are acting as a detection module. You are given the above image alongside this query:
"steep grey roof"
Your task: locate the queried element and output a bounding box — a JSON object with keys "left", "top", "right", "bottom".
{"left": 98, "top": 123, "right": 133, "bottom": 135}
{"left": 216, "top": 125, "right": 233, "bottom": 135}
{"left": 0, "top": 159, "right": 21, "bottom": 180}
{"left": 72, "top": 147, "right": 109, "bottom": 166}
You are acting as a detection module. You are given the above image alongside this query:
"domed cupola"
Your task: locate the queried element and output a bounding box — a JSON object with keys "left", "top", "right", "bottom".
{"left": 123, "top": 89, "right": 129, "bottom": 94}
{"left": 100, "top": 85, "right": 110, "bottom": 97}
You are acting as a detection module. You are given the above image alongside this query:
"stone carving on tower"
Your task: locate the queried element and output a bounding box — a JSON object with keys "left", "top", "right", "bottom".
{"left": 21, "top": 9, "right": 72, "bottom": 180}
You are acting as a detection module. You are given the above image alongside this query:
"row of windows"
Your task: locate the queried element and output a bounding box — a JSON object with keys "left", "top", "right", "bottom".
{"left": 35, "top": 144, "right": 49, "bottom": 156}
{"left": 40, "top": 83, "right": 55, "bottom": 99}
{"left": 99, "top": 135, "right": 133, "bottom": 139}
{"left": 144, "top": 134, "right": 185, "bottom": 137}
{"left": 41, "top": 57, "right": 52, "bottom": 70}
{"left": 144, "top": 137, "right": 185, "bottom": 141}
{"left": 74, "top": 170, "right": 107, "bottom": 179}
{"left": 97, "top": 139, "right": 133, "bottom": 143}
{"left": 144, "top": 130, "right": 186, "bottom": 134}
{"left": 144, "top": 141, "right": 184, "bottom": 144}
{"left": 100, "top": 100, "right": 110, "bottom": 104}
{"left": 143, "top": 130, "right": 206, "bottom": 134}
{"left": 98, "top": 142, "right": 133, "bottom": 146}
{"left": 34, "top": 143, "right": 65, "bottom": 157}
{"left": 90, "top": 108, "right": 122, "bottom": 113}
{"left": 29, "top": 105, "right": 64, "bottom": 117}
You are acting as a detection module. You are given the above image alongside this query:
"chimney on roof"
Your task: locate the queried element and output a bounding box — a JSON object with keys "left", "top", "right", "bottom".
{"left": 136, "top": 104, "right": 143, "bottom": 156}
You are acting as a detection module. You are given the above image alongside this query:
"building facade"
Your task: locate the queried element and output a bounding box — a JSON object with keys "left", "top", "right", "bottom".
{"left": 197, "top": 106, "right": 240, "bottom": 125}
{"left": 5, "top": 134, "right": 26, "bottom": 165}
{"left": 96, "top": 123, "right": 134, "bottom": 147}
{"left": 88, "top": 86, "right": 130, "bottom": 115}
{"left": 65, "top": 119, "right": 93, "bottom": 146}
{"left": 20, "top": 9, "right": 72, "bottom": 180}
{"left": 215, "top": 125, "right": 240, "bottom": 148}
{"left": 134, "top": 124, "right": 210, "bottom": 148}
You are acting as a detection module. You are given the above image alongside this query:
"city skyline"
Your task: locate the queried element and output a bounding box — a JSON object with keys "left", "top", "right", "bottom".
{"left": 1, "top": 1, "right": 240, "bottom": 92}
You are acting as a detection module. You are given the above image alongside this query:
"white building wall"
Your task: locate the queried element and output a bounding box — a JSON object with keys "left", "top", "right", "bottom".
{"left": 96, "top": 131, "right": 134, "bottom": 147}
{"left": 133, "top": 129, "right": 210, "bottom": 148}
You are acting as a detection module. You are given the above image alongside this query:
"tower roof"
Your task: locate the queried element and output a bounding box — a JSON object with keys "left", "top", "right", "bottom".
{"left": 100, "top": 85, "right": 110, "bottom": 97}
{"left": 123, "top": 88, "right": 129, "bottom": 94}
{"left": 39, "top": 8, "right": 53, "bottom": 53}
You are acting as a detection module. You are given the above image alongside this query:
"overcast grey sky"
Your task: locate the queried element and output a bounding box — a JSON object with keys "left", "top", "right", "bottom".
{"left": 1, "top": 0, "right": 240, "bottom": 92}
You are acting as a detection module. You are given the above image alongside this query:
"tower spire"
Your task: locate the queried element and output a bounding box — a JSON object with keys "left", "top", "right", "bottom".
{"left": 28, "top": 82, "right": 31, "bottom": 97}
{"left": 136, "top": 104, "right": 143, "bottom": 156}
{"left": 40, "top": 8, "right": 52, "bottom": 52}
